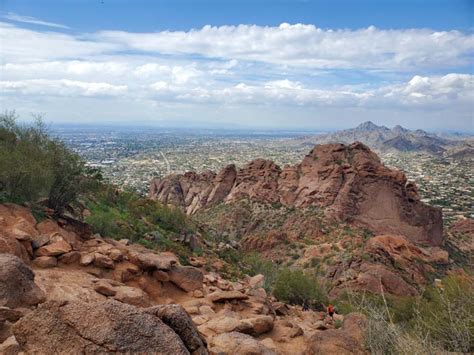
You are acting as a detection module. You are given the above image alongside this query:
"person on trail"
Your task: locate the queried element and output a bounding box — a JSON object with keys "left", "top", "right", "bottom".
{"left": 302, "top": 301, "right": 309, "bottom": 311}
{"left": 327, "top": 304, "right": 335, "bottom": 319}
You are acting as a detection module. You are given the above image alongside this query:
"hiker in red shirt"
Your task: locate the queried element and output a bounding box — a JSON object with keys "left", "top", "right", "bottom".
{"left": 327, "top": 304, "right": 335, "bottom": 319}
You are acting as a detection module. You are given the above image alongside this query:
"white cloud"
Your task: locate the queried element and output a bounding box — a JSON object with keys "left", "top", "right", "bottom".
{"left": 0, "top": 22, "right": 119, "bottom": 62}
{"left": 0, "top": 79, "right": 128, "bottom": 97}
{"left": 0, "top": 19, "right": 472, "bottom": 129}
{"left": 96, "top": 24, "right": 474, "bottom": 70}
{"left": 3, "top": 12, "right": 70, "bottom": 29}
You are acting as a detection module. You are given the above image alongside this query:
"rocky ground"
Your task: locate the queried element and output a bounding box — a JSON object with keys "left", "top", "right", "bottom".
{"left": 0, "top": 203, "right": 368, "bottom": 354}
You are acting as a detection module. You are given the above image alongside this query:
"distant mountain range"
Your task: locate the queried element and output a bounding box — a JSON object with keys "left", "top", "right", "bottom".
{"left": 311, "top": 121, "right": 471, "bottom": 155}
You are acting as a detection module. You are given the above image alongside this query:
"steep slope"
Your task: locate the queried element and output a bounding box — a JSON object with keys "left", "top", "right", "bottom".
{"left": 150, "top": 142, "right": 443, "bottom": 246}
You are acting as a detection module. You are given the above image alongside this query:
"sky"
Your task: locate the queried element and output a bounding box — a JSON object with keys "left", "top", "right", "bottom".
{"left": 0, "top": 0, "right": 473, "bottom": 131}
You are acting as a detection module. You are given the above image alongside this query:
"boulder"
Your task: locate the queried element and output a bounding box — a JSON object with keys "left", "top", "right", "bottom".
{"left": 94, "top": 280, "right": 117, "bottom": 297}
{"left": 94, "top": 253, "right": 114, "bottom": 269}
{"left": 36, "top": 240, "right": 71, "bottom": 257}
{"left": 248, "top": 274, "right": 265, "bottom": 289}
{"left": 58, "top": 251, "right": 81, "bottom": 264}
{"left": 31, "top": 234, "right": 50, "bottom": 249}
{"left": 208, "top": 332, "right": 275, "bottom": 355}
{"left": 130, "top": 252, "right": 178, "bottom": 271}
{"left": 79, "top": 252, "right": 95, "bottom": 266}
{"left": 33, "top": 256, "right": 57, "bottom": 268}
{"left": 0, "top": 254, "right": 45, "bottom": 308}
{"left": 147, "top": 304, "right": 208, "bottom": 355}
{"left": 0, "top": 233, "right": 30, "bottom": 262}
{"left": 304, "top": 313, "right": 367, "bottom": 355}
{"left": 169, "top": 265, "right": 204, "bottom": 292}
{"left": 113, "top": 286, "right": 149, "bottom": 306}
{"left": 13, "top": 299, "right": 190, "bottom": 354}
{"left": 199, "top": 313, "right": 273, "bottom": 337}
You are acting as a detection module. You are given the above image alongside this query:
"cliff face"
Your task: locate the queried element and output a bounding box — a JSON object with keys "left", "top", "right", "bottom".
{"left": 149, "top": 142, "right": 443, "bottom": 246}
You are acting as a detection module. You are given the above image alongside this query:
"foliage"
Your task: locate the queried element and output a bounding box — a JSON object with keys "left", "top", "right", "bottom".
{"left": 242, "top": 252, "right": 279, "bottom": 291}
{"left": 0, "top": 111, "right": 90, "bottom": 214}
{"left": 341, "top": 275, "right": 473, "bottom": 354}
{"left": 414, "top": 275, "right": 473, "bottom": 352}
{"left": 84, "top": 185, "right": 196, "bottom": 258}
{"left": 273, "top": 268, "right": 328, "bottom": 306}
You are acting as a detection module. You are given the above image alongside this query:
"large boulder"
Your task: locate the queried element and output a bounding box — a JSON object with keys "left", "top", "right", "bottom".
{"left": 208, "top": 332, "right": 275, "bottom": 355}
{"left": 169, "top": 265, "right": 204, "bottom": 292}
{"left": 13, "top": 299, "right": 192, "bottom": 354}
{"left": 0, "top": 254, "right": 45, "bottom": 308}
{"left": 130, "top": 251, "right": 178, "bottom": 271}
{"left": 305, "top": 313, "right": 367, "bottom": 355}
{"left": 147, "top": 304, "right": 208, "bottom": 355}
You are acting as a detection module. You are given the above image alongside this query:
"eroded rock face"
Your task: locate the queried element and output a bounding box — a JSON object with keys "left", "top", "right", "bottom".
{"left": 0, "top": 254, "right": 46, "bottom": 308}
{"left": 150, "top": 143, "right": 443, "bottom": 245}
{"left": 13, "top": 299, "right": 191, "bottom": 354}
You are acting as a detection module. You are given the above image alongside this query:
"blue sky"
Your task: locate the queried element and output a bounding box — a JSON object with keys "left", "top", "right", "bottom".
{"left": 0, "top": 0, "right": 473, "bottom": 131}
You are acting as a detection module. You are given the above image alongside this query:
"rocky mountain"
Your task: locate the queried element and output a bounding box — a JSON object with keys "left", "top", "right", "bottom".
{"left": 310, "top": 121, "right": 452, "bottom": 154}
{"left": 150, "top": 142, "right": 443, "bottom": 246}
{"left": 445, "top": 142, "right": 474, "bottom": 160}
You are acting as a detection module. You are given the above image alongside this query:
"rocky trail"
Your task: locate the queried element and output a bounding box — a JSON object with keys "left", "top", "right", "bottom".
{"left": 0, "top": 203, "right": 366, "bottom": 354}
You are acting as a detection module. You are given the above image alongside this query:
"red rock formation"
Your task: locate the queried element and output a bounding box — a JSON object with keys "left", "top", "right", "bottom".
{"left": 150, "top": 142, "right": 443, "bottom": 245}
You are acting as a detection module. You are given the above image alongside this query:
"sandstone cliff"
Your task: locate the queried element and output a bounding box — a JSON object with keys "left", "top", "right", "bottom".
{"left": 150, "top": 142, "right": 443, "bottom": 246}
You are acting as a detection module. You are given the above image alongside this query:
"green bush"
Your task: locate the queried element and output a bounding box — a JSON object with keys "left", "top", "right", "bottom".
{"left": 273, "top": 268, "right": 328, "bottom": 306}
{"left": 414, "top": 276, "right": 473, "bottom": 352}
{"left": 0, "top": 111, "right": 90, "bottom": 213}
{"left": 242, "top": 252, "right": 279, "bottom": 291}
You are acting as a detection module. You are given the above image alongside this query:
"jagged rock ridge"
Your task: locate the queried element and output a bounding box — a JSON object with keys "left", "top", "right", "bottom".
{"left": 150, "top": 142, "right": 443, "bottom": 245}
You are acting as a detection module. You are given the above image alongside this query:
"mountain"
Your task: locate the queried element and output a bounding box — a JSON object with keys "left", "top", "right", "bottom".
{"left": 445, "top": 142, "right": 474, "bottom": 160}
{"left": 150, "top": 142, "right": 443, "bottom": 246}
{"left": 311, "top": 121, "right": 451, "bottom": 154}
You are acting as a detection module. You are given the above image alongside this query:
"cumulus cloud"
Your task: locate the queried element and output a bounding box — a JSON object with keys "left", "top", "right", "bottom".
{"left": 96, "top": 24, "right": 474, "bottom": 70}
{"left": 0, "top": 18, "right": 472, "bottom": 129}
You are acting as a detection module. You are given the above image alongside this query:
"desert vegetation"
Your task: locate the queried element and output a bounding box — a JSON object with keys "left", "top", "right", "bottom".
{"left": 0, "top": 111, "right": 89, "bottom": 214}
{"left": 0, "top": 111, "right": 199, "bottom": 261}
{"left": 339, "top": 275, "right": 473, "bottom": 354}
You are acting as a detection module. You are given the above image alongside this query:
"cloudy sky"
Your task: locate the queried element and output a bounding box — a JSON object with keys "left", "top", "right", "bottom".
{"left": 0, "top": 0, "right": 473, "bottom": 131}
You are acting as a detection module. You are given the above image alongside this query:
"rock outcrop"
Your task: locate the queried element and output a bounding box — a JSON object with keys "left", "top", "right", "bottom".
{"left": 13, "top": 299, "right": 193, "bottom": 354}
{"left": 150, "top": 143, "right": 443, "bottom": 245}
{"left": 0, "top": 254, "right": 45, "bottom": 308}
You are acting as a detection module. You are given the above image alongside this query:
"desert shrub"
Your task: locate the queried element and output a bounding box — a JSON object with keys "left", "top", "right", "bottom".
{"left": 342, "top": 275, "right": 473, "bottom": 354}
{"left": 242, "top": 252, "right": 279, "bottom": 291}
{"left": 273, "top": 268, "right": 328, "bottom": 306}
{"left": 0, "top": 111, "right": 89, "bottom": 213}
{"left": 414, "top": 275, "right": 473, "bottom": 352}
{"left": 85, "top": 209, "right": 123, "bottom": 238}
